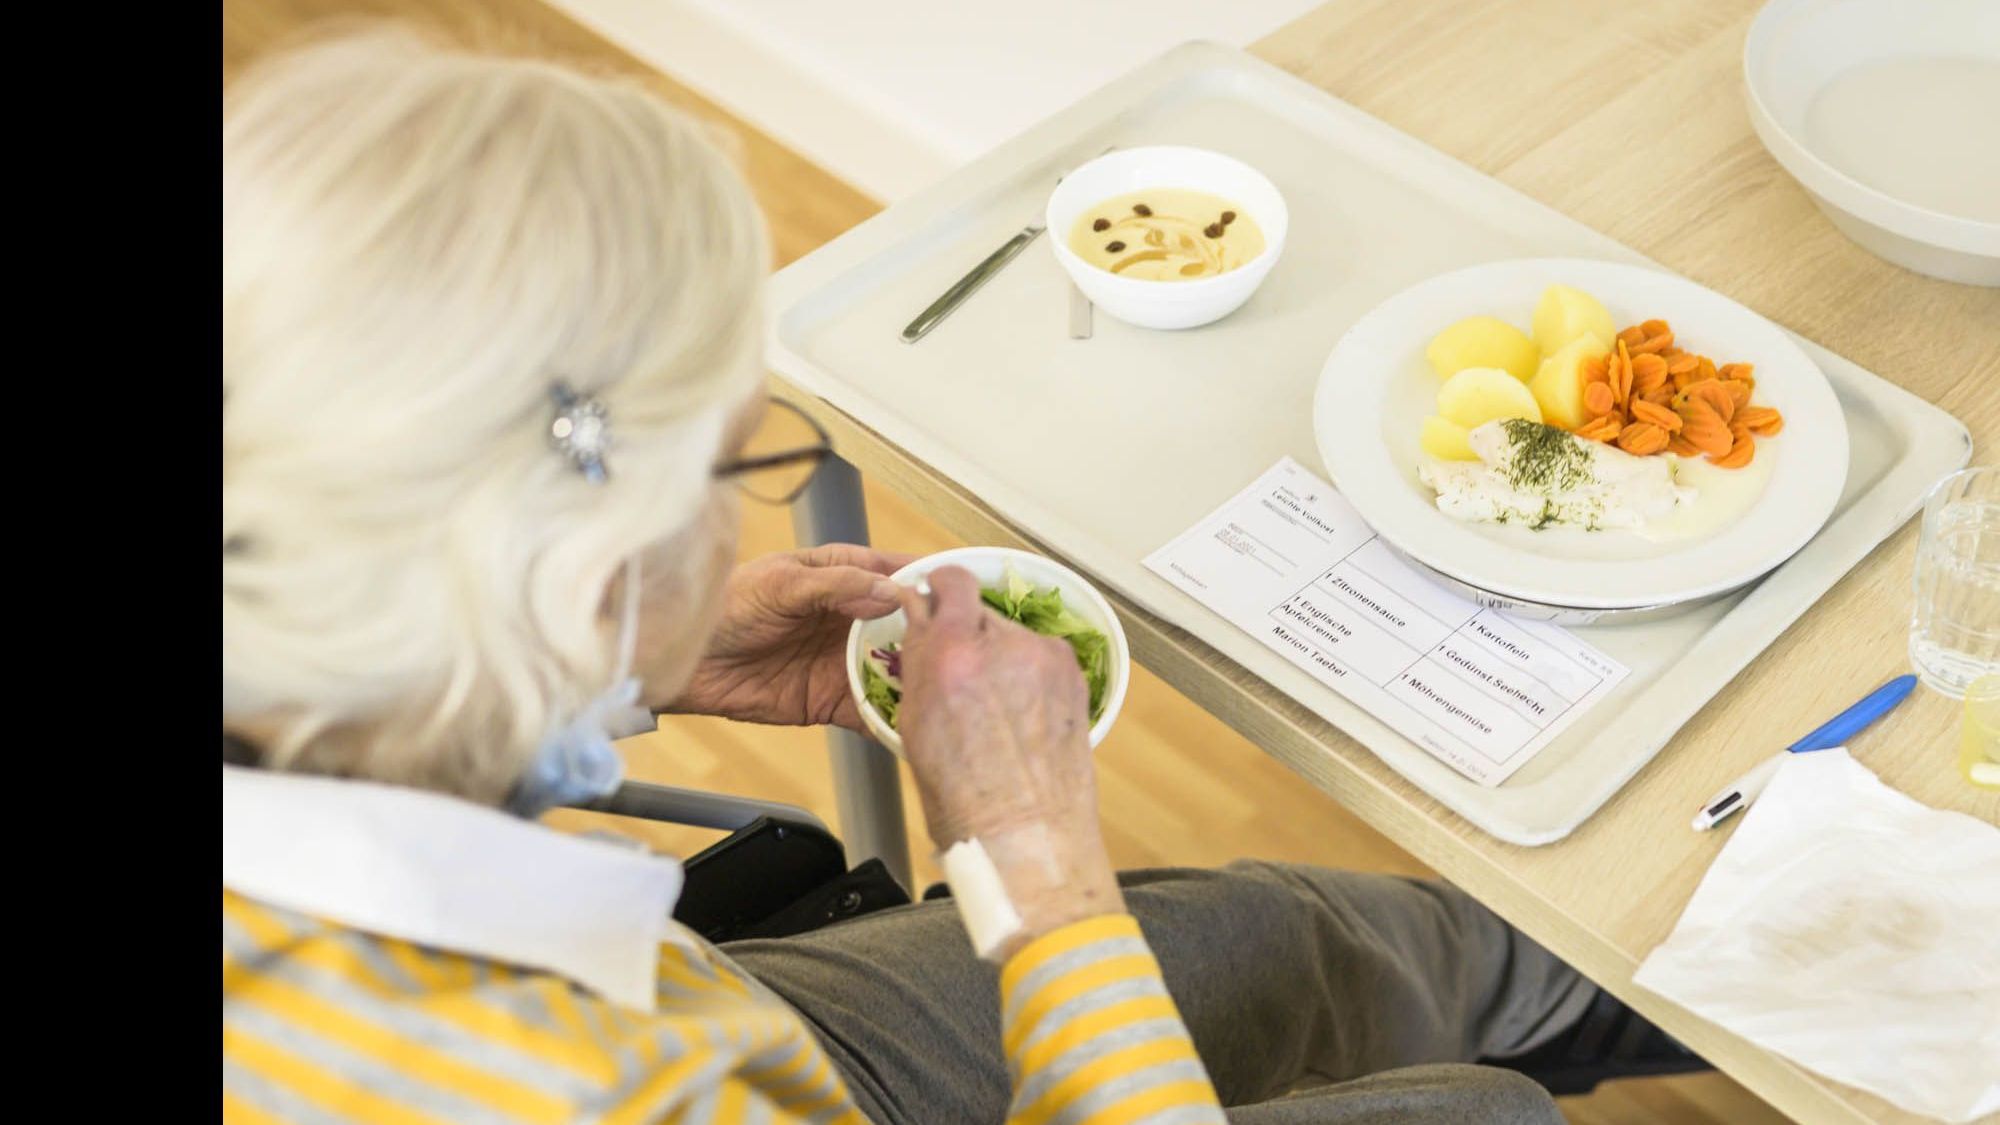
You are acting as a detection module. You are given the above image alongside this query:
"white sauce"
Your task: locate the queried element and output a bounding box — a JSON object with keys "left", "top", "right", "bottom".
{"left": 1632, "top": 450, "right": 1776, "bottom": 544}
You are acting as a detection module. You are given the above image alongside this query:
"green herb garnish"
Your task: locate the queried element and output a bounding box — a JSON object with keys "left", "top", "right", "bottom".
{"left": 1500, "top": 418, "right": 1594, "bottom": 494}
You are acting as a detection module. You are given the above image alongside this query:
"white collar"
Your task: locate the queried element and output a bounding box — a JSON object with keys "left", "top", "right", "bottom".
{"left": 221, "top": 765, "right": 683, "bottom": 1012}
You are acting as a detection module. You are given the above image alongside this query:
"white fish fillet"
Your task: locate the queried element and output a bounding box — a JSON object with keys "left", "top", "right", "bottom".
{"left": 1418, "top": 421, "right": 1694, "bottom": 531}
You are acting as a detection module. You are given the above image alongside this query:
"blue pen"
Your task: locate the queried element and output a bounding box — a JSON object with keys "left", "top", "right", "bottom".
{"left": 1691, "top": 674, "right": 1918, "bottom": 831}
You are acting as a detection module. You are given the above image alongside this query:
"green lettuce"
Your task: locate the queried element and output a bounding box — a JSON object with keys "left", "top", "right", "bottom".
{"left": 863, "top": 568, "right": 1113, "bottom": 731}
{"left": 979, "top": 569, "right": 1111, "bottom": 720}
{"left": 861, "top": 659, "right": 901, "bottom": 728}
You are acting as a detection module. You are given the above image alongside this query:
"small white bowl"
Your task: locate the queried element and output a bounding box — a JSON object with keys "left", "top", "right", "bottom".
{"left": 1046, "top": 146, "right": 1289, "bottom": 329}
{"left": 1744, "top": 0, "right": 2000, "bottom": 286}
{"left": 844, "top": 546, "right": 1132, "bottom": 757}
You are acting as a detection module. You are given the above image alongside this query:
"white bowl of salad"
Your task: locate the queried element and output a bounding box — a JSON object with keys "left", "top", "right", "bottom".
{"left": 845, "top": 546, "right": 1131, "bottom": 756}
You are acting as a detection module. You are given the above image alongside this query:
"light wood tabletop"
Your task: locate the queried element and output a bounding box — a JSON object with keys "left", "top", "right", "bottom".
{"left": 784, "top": 3, "right": 2000, "bottom": 1123}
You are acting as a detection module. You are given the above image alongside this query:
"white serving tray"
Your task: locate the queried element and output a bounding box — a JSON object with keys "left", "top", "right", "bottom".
{"left": 765, "top": 41, "right": 1972, "bottom": 845}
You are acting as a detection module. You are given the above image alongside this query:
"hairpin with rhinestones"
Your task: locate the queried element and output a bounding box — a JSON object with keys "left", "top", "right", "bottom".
{"left": 548, "top": 381, "right": 610, "bottom": 483}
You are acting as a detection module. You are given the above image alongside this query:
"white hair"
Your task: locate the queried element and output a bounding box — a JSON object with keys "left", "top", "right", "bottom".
{"left": 222, "top": 26, "right": 769, "bottom": 802}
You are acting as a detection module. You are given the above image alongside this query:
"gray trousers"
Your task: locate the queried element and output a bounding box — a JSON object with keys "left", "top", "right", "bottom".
{"left": 723, "top": 861, "right": 1596, "bottom": 1124}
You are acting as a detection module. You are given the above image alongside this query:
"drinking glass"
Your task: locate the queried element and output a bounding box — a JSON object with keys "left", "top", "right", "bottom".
{"left": 1910, "top": 466, "right": 2000, "bottom": 697}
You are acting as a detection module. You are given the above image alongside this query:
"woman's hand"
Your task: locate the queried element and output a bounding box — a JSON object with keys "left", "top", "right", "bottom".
{"left": 663, "top": 545, "right": 915, "bottom": 729}
{"left": 895, "top": 565, "right": 1124, "bottom": 956}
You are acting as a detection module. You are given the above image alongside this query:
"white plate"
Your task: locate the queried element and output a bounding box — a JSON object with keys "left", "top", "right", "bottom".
{"left": 1744, "top": 0, "right": 2000, "bottom": 286}
{"left": 1314, "top": 258, "right": 1850, "bottom": 610}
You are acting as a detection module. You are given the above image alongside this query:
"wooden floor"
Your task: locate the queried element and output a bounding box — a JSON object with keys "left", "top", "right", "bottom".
{"left": 225, "top": 3, "right": 1787, "bottom": 1120}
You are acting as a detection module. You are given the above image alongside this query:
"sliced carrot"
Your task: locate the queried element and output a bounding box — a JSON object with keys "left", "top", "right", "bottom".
{"left": 1583, "top": 381, "right": 1616, "bottom": 417}
{"left": 1737, "top": 405, "right": 1784, "bottom": 436}
{"left": 1680, "top": 379, "right": 1737, "bottom": 425}
{"left": 1677, "top": 399, "right": 1734, "bottom": 458}
{"left": 1617, "top": 421, "right": 1669, "bottom": 455}
{"left": 1574, "top": 415, "right": 1623, "bottom": 443}
{"left": 1631, "top": 353, "right": 1670, "bottom": 399}
{"left": 1630, "top": 398, "right": 1682, "bottom": 432}
{"left": 1712, "top": 426, "right": 1755, "bottom": 468}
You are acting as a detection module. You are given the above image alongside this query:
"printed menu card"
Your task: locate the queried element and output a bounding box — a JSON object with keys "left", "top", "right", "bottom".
{"left": 1143, "top": 458, "right": 1629, "bottom": 785}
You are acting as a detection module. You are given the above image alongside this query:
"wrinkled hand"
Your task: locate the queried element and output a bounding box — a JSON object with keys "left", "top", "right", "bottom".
{"left": 896, "top": 566, "right": 1124, "bottom": 952}
{"left": 665, "top": 545, "right": 915, "bottom": 729}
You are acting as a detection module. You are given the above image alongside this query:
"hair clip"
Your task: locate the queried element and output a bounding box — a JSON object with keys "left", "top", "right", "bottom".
{"left": 549, "top": 382, "right": 610, "bottom": 483}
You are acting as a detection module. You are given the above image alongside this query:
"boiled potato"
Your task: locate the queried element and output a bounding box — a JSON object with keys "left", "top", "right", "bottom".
{"left": 1425, "top": 316, "right": 1539, "bottom": 381}
{"left": 1529, "top": 335, "right": 1608, "bottom": 430}
{"left": 1437, "top": 366, "right": 1542, "bottom": 429}
{"left": 1420, "top": 415, "right": 1478, "bottom": 461}
{"left": 1531, "top": 284, "right": 1616, "bottom": 358}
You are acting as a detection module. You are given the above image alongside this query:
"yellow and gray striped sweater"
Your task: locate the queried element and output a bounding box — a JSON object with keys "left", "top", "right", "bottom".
{"left": 222, "top": 890, "right": 1225, "bottom": 1124}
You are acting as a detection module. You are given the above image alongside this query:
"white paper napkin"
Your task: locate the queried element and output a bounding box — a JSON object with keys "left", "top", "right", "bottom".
{"left": 1634, "top": 749, "right": 2000, "bottom": 1122}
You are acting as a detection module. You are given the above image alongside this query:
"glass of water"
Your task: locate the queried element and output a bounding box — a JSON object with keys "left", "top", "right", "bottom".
{"left": 1911, "top": 466, "right": 2000, "bottom": 697}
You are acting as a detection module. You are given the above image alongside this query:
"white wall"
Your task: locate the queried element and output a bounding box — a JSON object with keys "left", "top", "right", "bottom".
{"left": 549, "top": 0, "right": 1321, "bottom": 201}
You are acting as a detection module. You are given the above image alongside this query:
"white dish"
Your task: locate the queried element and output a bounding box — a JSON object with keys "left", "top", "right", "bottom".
{"left": 1046, "top": 145, "right": 1288, "bottom": 329}
{"left": 1744, "top": 0, "right": 2000, "bottom": 286}
{"left": 1314, "top": 258, "right": 1850, "bottom": 611}
{"left": 845, "top": 546, "right": 1133, "bottom": 756}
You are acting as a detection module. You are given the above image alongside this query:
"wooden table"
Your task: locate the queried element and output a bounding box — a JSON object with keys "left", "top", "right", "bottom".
{"left": 788, "top": 3, "right": 1999, "bottom": 1122}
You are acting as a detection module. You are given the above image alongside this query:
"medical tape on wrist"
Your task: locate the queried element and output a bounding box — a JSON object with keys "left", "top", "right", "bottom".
{"left": 942, "top": 823, "right": 1070, "bottom": 960}
{"left": 939, "top": 836, "right": 1027, "bottom": 961}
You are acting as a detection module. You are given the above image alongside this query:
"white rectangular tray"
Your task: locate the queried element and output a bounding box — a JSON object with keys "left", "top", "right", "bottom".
{"left": 765, "top": 42, "right": 1972, "bottom": 845}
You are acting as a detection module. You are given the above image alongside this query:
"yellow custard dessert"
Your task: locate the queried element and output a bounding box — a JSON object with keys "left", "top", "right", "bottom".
{"left": 1067, "top": 189, "right": 1264, "bottom": 280}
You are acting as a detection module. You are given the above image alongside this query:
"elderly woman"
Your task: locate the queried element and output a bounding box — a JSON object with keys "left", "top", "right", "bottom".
{"left": 223, "top": 29, "right": 1656, "bottom": 1125}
